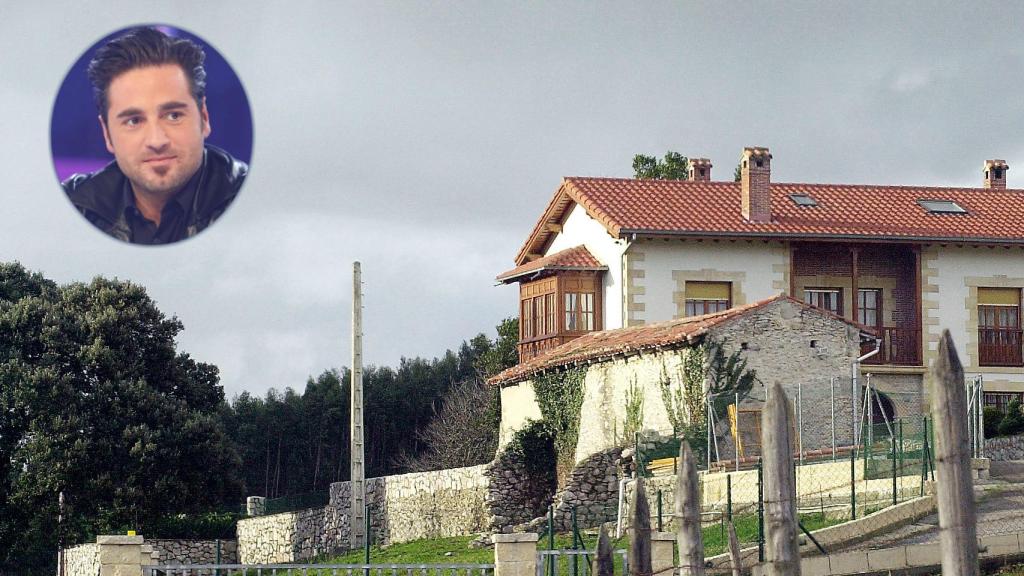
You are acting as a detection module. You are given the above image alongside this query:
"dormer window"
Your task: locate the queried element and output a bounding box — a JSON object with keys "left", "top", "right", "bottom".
{"left": 918, "top": 199, "right": 967, "bottom": 214}
{"left": 789, "top": 193, "right": 818, "bottom": 207}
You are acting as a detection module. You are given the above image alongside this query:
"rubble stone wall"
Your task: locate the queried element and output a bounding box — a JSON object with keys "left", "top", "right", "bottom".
{"left": 238, "top": 464, "right": 489, "bottom": 563}
{"left": 985, "top": 434, "right": 1024, "bottom": 460}
{"left": 61, "top": 542, "right": 98, "bottom": 576}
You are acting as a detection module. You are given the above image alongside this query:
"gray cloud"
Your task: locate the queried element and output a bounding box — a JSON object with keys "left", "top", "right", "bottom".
{"left": 3, "top": 1, "right": 1024, "bottom": 396}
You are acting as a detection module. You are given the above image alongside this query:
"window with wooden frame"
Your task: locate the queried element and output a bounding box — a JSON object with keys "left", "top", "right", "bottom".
{"left": 858, "top": 288, "right": 882, "bottom": 328}
{"left": 684, "top": 282, "right": 731, "bottom": 316}
{"left": 545, "top": 293, "right": 556, "bottom": 336}
{"left": 978, "top": 287, "right": 1023, "bottom": 367}
{"left": 804, "top": 288, "right": 843, "bottom": 315}
{"left": 564, "top": 292, "right": 595, "bottom": 332}
{"left": 520, "top": 299, "right": 533, "bottom": 339}
{"left": 985, "top": 392, "right": 1024, "bottom": 413}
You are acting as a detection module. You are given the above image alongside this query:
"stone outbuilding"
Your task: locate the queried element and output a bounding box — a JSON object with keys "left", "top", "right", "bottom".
{"left": 490, "top": 294, "right": 887, "bottom": 463}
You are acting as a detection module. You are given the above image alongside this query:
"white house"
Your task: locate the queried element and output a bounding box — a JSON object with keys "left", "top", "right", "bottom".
{"left": 496, "top": 148, "right": 1024, "bottom": 413}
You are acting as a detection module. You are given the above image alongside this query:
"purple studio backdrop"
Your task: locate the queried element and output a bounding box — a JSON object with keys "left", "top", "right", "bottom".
{"left": 50, "top": 24, "right": 253, "bottom": 182}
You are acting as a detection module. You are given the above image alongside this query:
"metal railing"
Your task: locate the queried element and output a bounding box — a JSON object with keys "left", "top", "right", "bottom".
{"left": 144, "top": 563, "right": 494, "bottom": 576}
{"left": 536, "top": 550, "right": 627, "bottom": 576}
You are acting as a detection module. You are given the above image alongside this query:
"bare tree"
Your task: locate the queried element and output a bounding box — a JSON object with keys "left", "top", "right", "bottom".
{"left": 400, "top": 378, "right": 499, "bottom": 472}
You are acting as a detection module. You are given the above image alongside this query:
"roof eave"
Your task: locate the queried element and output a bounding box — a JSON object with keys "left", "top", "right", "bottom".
{"left": 619, "top": 229, "right": 1024, "bottom": 246}
{"left": 496, "top": 265, "right": 609, "bottom": 284}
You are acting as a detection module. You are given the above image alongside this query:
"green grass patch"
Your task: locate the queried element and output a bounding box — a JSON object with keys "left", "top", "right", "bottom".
{"left": 313, "top": 511, "right": 845, "bottom": 570}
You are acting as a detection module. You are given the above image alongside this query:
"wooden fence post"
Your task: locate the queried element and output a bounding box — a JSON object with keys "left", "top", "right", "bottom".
{"left": 761, "top": 382, "right": 800, "bottom": 576}
{"left": 630, "top": 478, "right": 652, "bottom": 576}
{"left": 727, "top": 522, "right": 742, "bottom": 576}
{"left": 932, "top": 330, "right": 979, "bottom": 576}
{"left": 593, "top": 524, "right": 614, "bottom": 576}
{"left": 676, "top": 441, "right": 705, "bottom": 575}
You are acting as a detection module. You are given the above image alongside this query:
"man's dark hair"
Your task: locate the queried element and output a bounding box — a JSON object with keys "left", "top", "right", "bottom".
{"left": 87, "top": 27, "right": 207, "bottom": 120}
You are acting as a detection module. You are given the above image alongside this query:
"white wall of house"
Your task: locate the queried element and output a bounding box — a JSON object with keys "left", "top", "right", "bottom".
{"left": 929, "top": 245, "right": 1024, "bottom": 392}
{"left": 630, "top": 239, "right": 788, "bottom": 324}
{"left": 497, "top": 380, "right": 542, "bottom": 450}
{"left": 547, "top": 204, "right": 628, "bottom": 330}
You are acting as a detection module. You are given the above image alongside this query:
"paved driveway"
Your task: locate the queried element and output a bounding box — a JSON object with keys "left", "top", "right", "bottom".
{"left": 840, "top": 462, "right": 1024, "bottom": 551}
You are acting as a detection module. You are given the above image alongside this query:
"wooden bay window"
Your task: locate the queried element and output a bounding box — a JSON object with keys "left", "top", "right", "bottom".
{"left": 517, "top": 272, "right": 602, "bottom": 360}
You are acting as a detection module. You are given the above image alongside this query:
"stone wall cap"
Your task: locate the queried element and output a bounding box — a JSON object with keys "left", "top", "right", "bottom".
{"left": 96, "top": 535, "right": 145, "bottom": 544}
{"left": 651, "top": 532, "right": 675, "bottom": 541}
{"left": 492, "top": 533, "right": 540, "bottom": 544}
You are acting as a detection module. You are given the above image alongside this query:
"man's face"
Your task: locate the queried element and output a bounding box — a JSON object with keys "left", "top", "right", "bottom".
{"left": 99, "top": 64, "right": 211, "bottom": 197}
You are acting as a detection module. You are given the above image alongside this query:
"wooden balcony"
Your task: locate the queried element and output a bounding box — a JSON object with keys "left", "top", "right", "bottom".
{"left": 979, "top": 327, "right": 1024, "bottom": 367}
{"left": 862, "top": 326, "right": 921, "bottom": 366}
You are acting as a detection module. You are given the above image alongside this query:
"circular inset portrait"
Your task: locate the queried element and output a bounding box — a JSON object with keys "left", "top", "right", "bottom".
{"left": 51, "top": 25, "right": 253, "bottom": 245}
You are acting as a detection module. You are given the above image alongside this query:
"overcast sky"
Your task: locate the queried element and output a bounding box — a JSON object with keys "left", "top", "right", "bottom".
{"left": 2, "top": 2, "right": 1023, "bottom": 398}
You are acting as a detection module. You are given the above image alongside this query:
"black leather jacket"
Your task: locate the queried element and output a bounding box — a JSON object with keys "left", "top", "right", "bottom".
{"left": 63, "top": 145, "right": 247, "bottom": 244}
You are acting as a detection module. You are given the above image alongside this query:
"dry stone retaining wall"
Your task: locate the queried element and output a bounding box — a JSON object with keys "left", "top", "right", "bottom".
{"left": 148, "top": 539, "right": 238, "bottom": 564}
{"left": 485, "top": 441, "right": 555, "bottom": 532}
{"left": 238, "top": 464, "right": 489, "bottom": 563}
{"left": 986, "top": 434, "right": 1024, "bottom": 460}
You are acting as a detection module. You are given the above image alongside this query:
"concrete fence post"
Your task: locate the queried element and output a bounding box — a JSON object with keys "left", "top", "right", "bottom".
{"left": 493, "top": 533, "right": 539, "bottom": 576}
{"left": 247, "top": 496, "right": 267, "bottom": 516}
{"left": 97, "top": 535, "right": 146, "bottom": 576}
{"left": 651, "top": 532, "right": 675, "bottom": 576}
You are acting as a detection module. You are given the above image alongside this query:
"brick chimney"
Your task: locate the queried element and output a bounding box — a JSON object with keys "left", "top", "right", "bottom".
{"left": 688, "top": 158, "right": 712, "bottom": 181}
{"left": 984, "top": 159, "right": 1009, "bottom": 189}
{"left": 741, "top": 147, "right": 772, "bottom": 222}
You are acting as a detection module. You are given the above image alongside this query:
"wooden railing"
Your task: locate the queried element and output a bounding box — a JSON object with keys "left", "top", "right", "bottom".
{"left": 862, "top": 326, "right": 921, "bottom": 366}
{"left": 979, "top": 327, "right": 1024, "bottom": 366}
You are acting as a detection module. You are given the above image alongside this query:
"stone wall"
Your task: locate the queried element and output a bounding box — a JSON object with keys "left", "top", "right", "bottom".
{"left": 485, "top": 444, "right": 554, "bottom": 533}
{"left": 708, "top": 298, "right": 865, "bottom": 456}
{"left": 238, "top": 464, "right": 490, "bottom": 563}
{"left": 546, "top": 448, "right": 622, "bottom": 530}
{"left": 147, "top": 539, "right": 238, "bottom": 564}
{"left": 236, "top": 505, "right": 341, "bottom": 563}
{"left": 61, "top": 542, "right": 98, "bottom": 576}
{"left": 986, "top": 434, "right": 1024, "bottom": 460}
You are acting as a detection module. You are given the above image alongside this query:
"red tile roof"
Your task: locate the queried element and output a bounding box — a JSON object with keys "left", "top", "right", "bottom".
{"left": 497, "top": 245, "right": 607, "bottom": 283}
{"left": 515, "top": 177, "right": 1024, "bottom": 265}
{"left": 489, "top": 294, "right": 874, "bottom": 386}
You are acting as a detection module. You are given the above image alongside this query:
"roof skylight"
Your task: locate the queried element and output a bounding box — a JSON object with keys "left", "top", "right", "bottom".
{"left": 789, "top": 193, "right": 818, "bottom": 207}
{"left": 918, "top": 199, "right": 967, "bottom": 214}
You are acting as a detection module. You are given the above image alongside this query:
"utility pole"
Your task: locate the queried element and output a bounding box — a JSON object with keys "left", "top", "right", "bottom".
{"left": 350, "top": 262, "right": 366, "bottom": 549}
{"left": 58, "top": 491, "right": 65, "bottom": 576}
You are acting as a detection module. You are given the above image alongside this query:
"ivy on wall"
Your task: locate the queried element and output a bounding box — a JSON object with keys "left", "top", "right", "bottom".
{"left": 532, "top": 366, "right": 587, "bottom": 485}
{"left": 658, "top": 338, "right": 758, "bottom": 464}
{"left": 624, "top": 376, "right": 645, "bottom": 444}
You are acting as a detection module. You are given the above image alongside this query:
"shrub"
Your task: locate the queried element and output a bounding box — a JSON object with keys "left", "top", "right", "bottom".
{"left": 997, "top": 400, "right": 1024, "bottom": 437}
{"left": 984, "top": 407, "right": 1004, "bottom": 439}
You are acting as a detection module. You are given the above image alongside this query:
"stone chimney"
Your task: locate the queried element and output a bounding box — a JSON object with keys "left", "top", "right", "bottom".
{"left": 688, "top": 158, "right": 712, "bottom": 181}
{"left": 984, "top": 159, "right": 1009, "bottom": 189}
{"left": 741, "top": 147, "right": 772, "bottom": 222}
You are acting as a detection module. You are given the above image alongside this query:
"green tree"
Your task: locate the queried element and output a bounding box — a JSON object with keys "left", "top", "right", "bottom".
{"left": 0, "top": 263, "right": 241, "bottom": 571}
{"left": 476, "top": 317, "right": 519, "bottom": 377}
{"left": 632, "top": 151, "right": 689, "bottom": 180}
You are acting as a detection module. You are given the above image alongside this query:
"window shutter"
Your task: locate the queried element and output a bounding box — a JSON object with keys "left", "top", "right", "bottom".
{"left": 979, "top": 288, "right": 1020, "bottom": 306}
{"left": 686, "top": 281, "right": 731, "bottom": 300}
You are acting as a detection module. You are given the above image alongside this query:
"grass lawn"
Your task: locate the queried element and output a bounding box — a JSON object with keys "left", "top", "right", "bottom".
{"left": 317, "top": 512, "right": 845, "bottom": 567}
